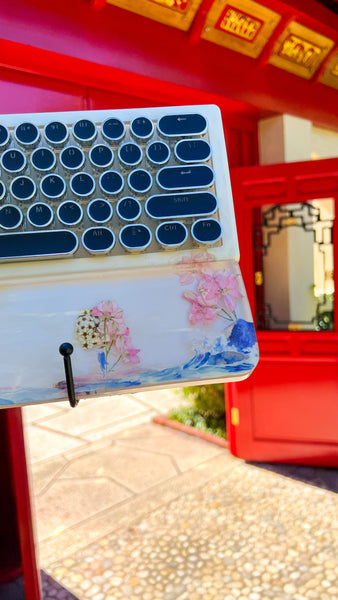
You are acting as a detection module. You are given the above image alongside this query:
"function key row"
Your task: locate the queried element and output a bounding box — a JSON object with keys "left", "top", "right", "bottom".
{"left": 0, "top": 218, "right": 222, "bottom": 260}
{"left": 0, "top": 113, "right": 208, "bottom": 150}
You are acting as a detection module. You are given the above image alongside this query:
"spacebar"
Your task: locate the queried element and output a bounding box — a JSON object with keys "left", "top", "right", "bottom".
{"left": 0, "top": 230, "right": 78, "bottom": 259}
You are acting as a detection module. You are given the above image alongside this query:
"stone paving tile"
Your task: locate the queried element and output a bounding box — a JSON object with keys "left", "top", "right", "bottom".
{"left": 26, "top": 424, "right": 87, "bottom": 464}
{"left": 46, "top": 462, "right": 338, "bottom": 600}
{"left": 31, "top": 455, "right": 68, "bottom": 496}
{"left": 23, "top": 401, "right": 69, "bottom": 423}
{"left": 132, "top": 390, "right": 186, "bottom": 413}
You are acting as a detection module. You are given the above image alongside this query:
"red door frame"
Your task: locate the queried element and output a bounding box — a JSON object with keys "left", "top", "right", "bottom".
{"left": 227, "top": 157, "right": 338, "bottom": 465}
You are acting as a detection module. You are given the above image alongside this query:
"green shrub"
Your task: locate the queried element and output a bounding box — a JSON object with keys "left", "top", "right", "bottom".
{"left": 168, "top": 384, "right": 227, "bottom": 439}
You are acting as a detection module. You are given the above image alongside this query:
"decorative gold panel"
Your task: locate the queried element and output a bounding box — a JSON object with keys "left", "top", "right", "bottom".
{"left": 106, "top": 0, "right": 203, "bottom": 31}
{"left": 320, "top": 50, "right": 338, "bottom": 90}
{"left": 201, "top": 0, "right": 281, "bottom": 59}
{"left": 269, "top": 21, "right": 334, "bottom": 79}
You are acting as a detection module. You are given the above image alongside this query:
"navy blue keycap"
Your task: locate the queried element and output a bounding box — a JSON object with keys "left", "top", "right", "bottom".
{"left": 0, "top": 205, "right": 23, "bottom": 230}
{"left": 146, "top": 141, "right": 170, "bottom": 165}
{"left": 0, "top": 230, "right": 78, "bottom": 259}
{"left": 99, "top": 171, "right": 124, "bottom": 196}
{"left": 157, "top": 165, "right": 214, "bottom": 190}
{"left": 82, "top": 227, "right": 115, "bottom": 253}
{"left": 128, "top": 169, "right": 152, "bottom": 194}
{"left": 130, "top": 117, "right": 154, "bottom": 140}
{"left": 27, "top": 203, "right": 54, "bottom": 227}
{"left": 31, "top": 147, "right": 56, "bottom": 172}
{"left": 119, "top": 143, "right": 142, "bottom": 166}
{"left": 117, "top": 197, "right": 142, "bottom": 222}
{"left": 44, "top": 121, "right": 69, "bottom": 146}
{"left": 10, "top": 176, "right": 36, "bottom": 202}
{"left": 191, "top": 219, "right": 222, "bottom": 244}
{"left": 175, "top": 139, "right": 211, "bottom": 163}
{"left": 15, "top": 122, "right": 40, "bottom": 147}
{"left": 102, "top": 118, "right": 125, "bottom": 142}
{"left": 0, "top": 181, "right": 6, "bottom": 202}
{"left": 146, "top": 192, "right": 217, "bottom": 219}
{"left": 158, "top": 113, "right": 207, "bottom": 137}
{"left": 57, "top": 201, "right": 83, "bottom": 226}
{"left": 40, "top": 174, "right": 66, "bottom": 200}
{"left": 1, "top": 149, "right": 26, "bottom": 174}
{"left": 70, "top": 173, "right": 95, "bottom": 198}
{"left": 89, "top": 145, "right": 114, "bottom": 169}
{"left": 120, "top": 224, "right": 151, "bottom": 250}
{"left": 87, "top": 199, "right": 113, "bottom": 223}
{"left": 60, "top": 146, "right": 85, "bottom": 170}
{"left": 156, "top": 222, "right": 187, "bottom": 247}
{"left": 0, "top": 125, "right": 10, "bottom": 148}
{"left": 73, "top": 119, "right": 97, "bottom": 144}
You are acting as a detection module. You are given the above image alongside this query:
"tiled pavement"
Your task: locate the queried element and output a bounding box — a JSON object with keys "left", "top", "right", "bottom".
{"left": 22, "top": 390, "right": 338, "bottom": 600}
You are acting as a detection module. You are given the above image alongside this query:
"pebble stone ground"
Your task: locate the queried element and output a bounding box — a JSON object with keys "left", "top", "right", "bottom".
{"left": 23, "top": 390, "right": 338, "bottom": 600}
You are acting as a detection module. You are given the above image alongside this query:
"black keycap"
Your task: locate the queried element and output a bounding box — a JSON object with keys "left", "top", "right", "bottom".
{"left": 0, "top": 205, "right": 23, "bottom": 230}
{"left": 87, "top": 199, "right": 113, "bottom": 223}
{"left": 60, "top": 146, "right": 85, "bottom": 171}
{"left": 27, "top": 203, "right": 54, "bottom": 227}
{"left": 89, "top": 145, "right": 114, "bottom": 169}
{"left": 175, "top": 139, "right": 212, "bottom": 163}
{"left": 102, "top": 118, "right": 125, "bottom": 142}
{"left": 146, "top": 141, "right": 170, "bottom": 165}
{"left": 120, "top": 224, "right": 151, "bottom": 251}
{"left": 128, "top": 169, "right": 152, "bottom": 194}
{"left": 0, "top": 125, "right": 10, "bottom": 148}
{"left": 70, "top": 172, "right": 95, "bottom": 198}
{"left": 99, "top": 171, "right": 124, "bottom": 196}
{"left": 130, "top": 117, "right": 154, "bottom": 140}
{"left": 0, "top": 181, "right": 6, "bottom": 202}
{"left": 156, "top": 222, "right": 187, "bottom": 247}
{"left": 1, "top": 149, "right": 26, "bottom": 174}
{"left": 31, "top": 147, "right": 56, "bottom": 172}
{"left": 82, "top": 227, "right": 115, "bottom": 253}
{"left": 146, "top": 191, "right": 217, "bottom": 219}
{"left": 14, "top": 122, "right": 40, "bottom": 147}
{"left": 73, "top": 119, "right": 97, "bottom": 144}
{"left": 118, "top": 143, "right": 142, "bottom": 166}
{"left": 117, "top": 197, "right": 141, "bottom": 221}
{"left": 10, "top": 176, "right": 36, "bottom": 202}
{"left": 40, "top": 174, "right": 66, "bottom": 200}
{"left": 157, "top": 165, "right": 214, "bottom": 190}
{"left": 0, "top": 230, "right": 78, "bottom": 259}
{"left": 158, "top": 113, "right": 207, "bottom": 137}
{"left": 57, "top": 201, "right": 83, "bottom": 226}
{"left": 44, "top": 121, "right": 69, "bottom": 147}
{"left": 191, "top": 219, "right": 222, "bottom": 244}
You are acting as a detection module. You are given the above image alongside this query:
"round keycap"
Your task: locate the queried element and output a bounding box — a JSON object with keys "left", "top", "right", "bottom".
{"left": 119, "top": 224, "right": 151, "bottom": 251}
{"left": 89, "top": 145, "right": 114, "bottom": 170}
{"left": 118, "top": 143, "right": 142, "bottom": 167}
{"left": 60, "top": 146, "right": 85, "bottom": 171}
{"left": 156, "top": 221, "right": 188, "bottom": 248}
{"left": 128, "top": 169, "right": 152, "bottom": 194}
{"left": 99, "top": 171, "right": 124, "bottom": 196}
{"left": 87, "top": 199, "right": 113, "bottom": 223}
{"left": 130, "top": 117, "right": 154, "bottom": 140}
{"left": 102, "top": 118, "right": 125, "bottom": 143}
{"left": 70, "top": 172, "right": 96, "bottom": 198}
{"left": 73, "top": 119, "right": 97, "bottom": 145}
{"left": 117, "top": 197, "right": 142, "bottom": 222}
{"left": 30, "top": 147, "right": 56, "bottom": 172}
{"left": 57, "top": 201, "right": 83, "bottom": 226}
{"left": 0, "top": 204, "right": 23, "bottom": 230}
{"left": 44, "top": 121, "right": 69, "bottom": 147}
{"left": 1, "top": 149, "right": 26, "bottom": 174}
{"left": 0, "top": 181, "right": 6, "bottom": 203}
{"left": 27, "top": 203, "right": 54, "bottom": 228}
{"left": 14, "top": 122, "right": 40, "bottom": 148}
{"left": 146, "top": 141, "right": 170, "bottom": 165}
{"left": 191, "top": 218, "right": 222, "bottom": 244}
{"left": 0, "top": 125, "right": 10, "bottom": 148}
{"left": 82, "top": 227, "right": 115, "bottom": 254}
{"left": 10, "top": 177, "right": 36, "bottom": 202}
{"left": 175, "top": 139, "right": 212, "bottom": 163}
{"left": 40, "top": 174, "right": 66, "bottom": 200}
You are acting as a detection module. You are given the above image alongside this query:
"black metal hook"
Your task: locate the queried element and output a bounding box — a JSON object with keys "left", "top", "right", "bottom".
{"left": 59, "top": 343, "right": 79, "bottom": 408}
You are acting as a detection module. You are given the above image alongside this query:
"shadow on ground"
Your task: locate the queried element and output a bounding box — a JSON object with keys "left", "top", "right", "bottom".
{"left": 249, "top": 462, "right": 338, "bottom": 493}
